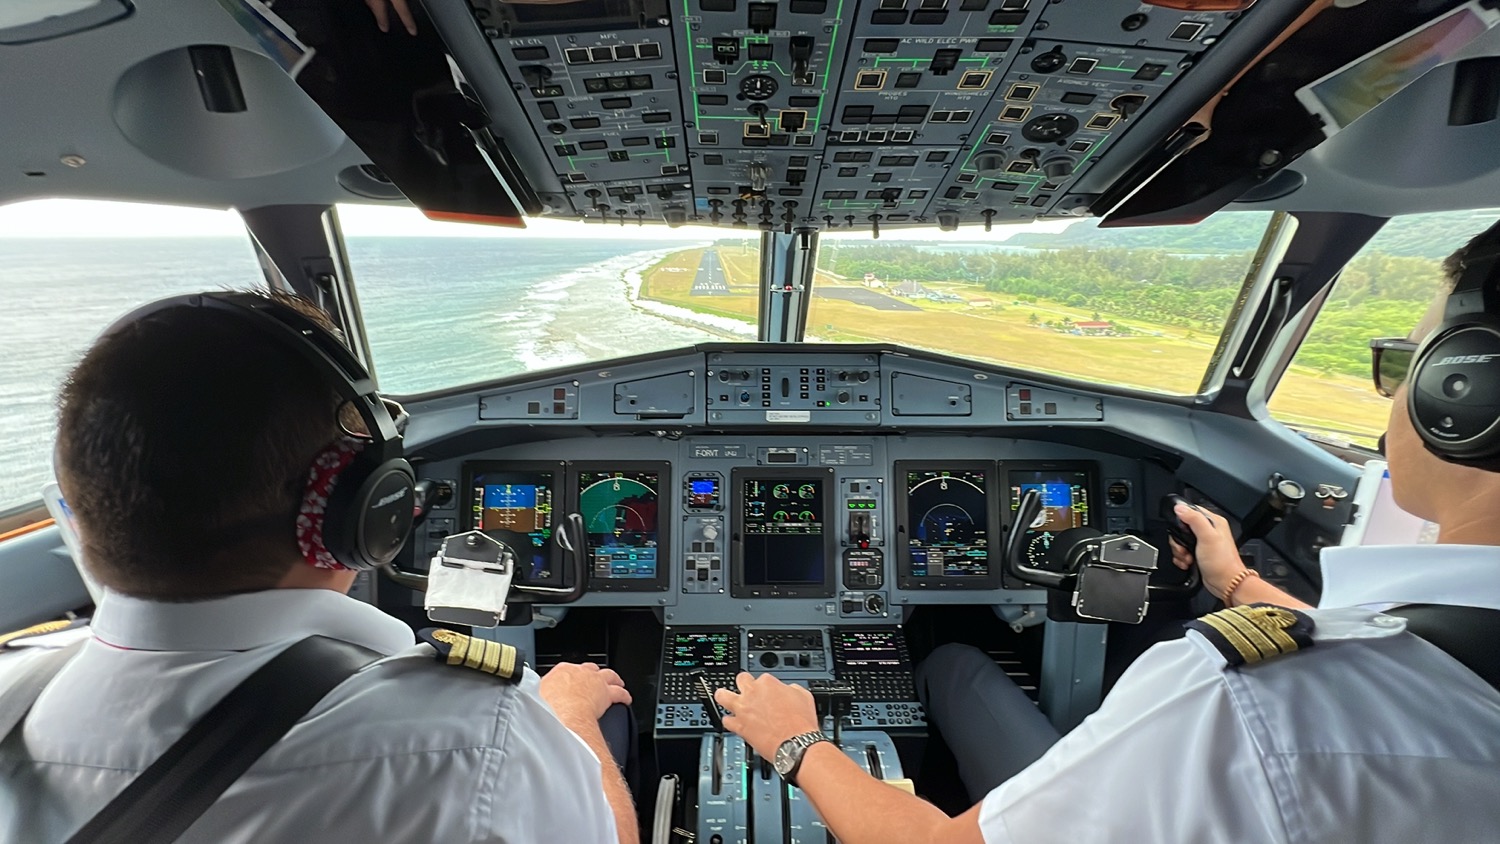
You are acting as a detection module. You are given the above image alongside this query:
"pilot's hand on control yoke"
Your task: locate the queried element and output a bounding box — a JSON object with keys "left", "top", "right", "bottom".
{"left": 1171, "top": 503, "right": 1248, "bottom": 601}
{"left": 715, "top": 672, "right": 822, "bottom": 759}
{"left": 539, "top": 662, "right": 632, "bottom": 727}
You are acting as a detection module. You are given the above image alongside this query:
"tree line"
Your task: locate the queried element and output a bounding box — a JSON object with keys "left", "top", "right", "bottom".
{"left": 819, "top": 240, "right": 1453, "bottom": 379}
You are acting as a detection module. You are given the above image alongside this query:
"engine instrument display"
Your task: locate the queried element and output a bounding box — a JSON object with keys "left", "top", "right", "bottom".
{"left": 732, "top": 468, "right": 835, "bottom": 598}
{"left": 465, "top": 465, "right": 558, "bottom": 585}
{"left": 1009, "top": 467, "right": 1096, "bottom": 568}
{"left": 896, "top": 462, "right": 998, "bottom": 589}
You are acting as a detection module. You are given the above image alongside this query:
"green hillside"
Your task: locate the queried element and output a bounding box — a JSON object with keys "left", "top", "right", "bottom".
{"left": 822, "top": 208, "right": 1500, "bottom": 383}
{"left": 1007, "top": 208, "right": 1499, "bottom": 259}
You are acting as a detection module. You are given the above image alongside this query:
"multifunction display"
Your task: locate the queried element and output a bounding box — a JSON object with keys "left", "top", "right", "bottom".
{"left": 905, "top": 468, "right": 990, "bottom": 578}
{"left": 896, "top": 462, "right": 999, "bottom": 589}
{"left": 732, "top": 468, "right": 836, "bottom": 598}
{"left": 467, "top": 466, "right": 558, "bottom": 585}
{"left": 570, "top": 462, "right": 670, "bottom": 592}
{"left": 1009, "top": 467, "right": 1096, "bottom": 567}
{"left": 578, "top": 469, "right": 660, "bottom": 581}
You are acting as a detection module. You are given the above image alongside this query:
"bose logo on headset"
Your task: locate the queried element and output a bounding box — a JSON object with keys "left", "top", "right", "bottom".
{"left": 1432, "top": 354, "right": 1500, "bottom": 366}
{"left": 372, "top": 490, "right": 409, "bottom": 510}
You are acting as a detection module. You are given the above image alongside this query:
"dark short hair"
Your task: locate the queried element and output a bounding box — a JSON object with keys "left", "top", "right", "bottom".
{"left": 1441, "top": 218, "right": 1500, "bottom": 289}
{"left": 55, "top": 293, "right": 346, "bottom": 599}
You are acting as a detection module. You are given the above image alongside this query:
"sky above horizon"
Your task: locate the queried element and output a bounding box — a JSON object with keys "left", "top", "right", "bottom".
{"left": 0, "top": 198, "right": 1079, "bottom": 242}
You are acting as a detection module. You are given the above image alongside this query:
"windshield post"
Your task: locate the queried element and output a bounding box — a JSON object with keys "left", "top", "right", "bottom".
{"left": 240, "top": 204, "right": 378, "bottom": 380}
{"left": 758, "top": 229, "right": 819, "bottom": 342}
{"left": 1197, "top": 211, "right": 1299, "bottom": 398}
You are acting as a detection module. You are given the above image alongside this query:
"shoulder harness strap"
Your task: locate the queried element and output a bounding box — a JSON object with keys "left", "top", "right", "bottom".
{"left": 0, "top": 640, "right": 86, "bottom": 743}
{"left": 1187, "top": 603, "right": 1316, "bottom": 668}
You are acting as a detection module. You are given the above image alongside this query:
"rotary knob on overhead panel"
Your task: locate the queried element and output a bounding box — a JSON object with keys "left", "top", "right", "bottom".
{"left": 519, "top": 65, "right": 551, "bottom": 87}
{"left": 1022, "top": 113, "right": 1080, "bottom": 143}
{"left": 973, "top": 150, "right": 1007, "bottom": 176}
{"left": 1030, "top": 46, "right": 1066, "bottom": 74}
{"left": 1041, "top": 157, "right": 1076, "bottom": 180}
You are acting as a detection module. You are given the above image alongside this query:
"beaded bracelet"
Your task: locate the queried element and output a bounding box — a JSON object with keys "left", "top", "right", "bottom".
{"left": 1221, "top": 568, "right": 1261, "bottom": 607}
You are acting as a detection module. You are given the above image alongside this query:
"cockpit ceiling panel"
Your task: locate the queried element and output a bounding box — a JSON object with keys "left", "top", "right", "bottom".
{"left": 464, "top": 0, "right": 1243, "bottom": 233}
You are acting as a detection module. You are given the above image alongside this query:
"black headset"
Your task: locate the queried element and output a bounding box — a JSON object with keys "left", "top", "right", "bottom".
{"left": 1407, "top": 223, "right": 1500, "bottom": 461}
{"left": 107, "top": 292, "right": 416, "bottom": 570}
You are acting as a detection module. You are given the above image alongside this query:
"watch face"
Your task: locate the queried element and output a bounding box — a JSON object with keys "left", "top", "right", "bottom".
{"left": 773, "top": 743, "right": 797, "bottom": 777}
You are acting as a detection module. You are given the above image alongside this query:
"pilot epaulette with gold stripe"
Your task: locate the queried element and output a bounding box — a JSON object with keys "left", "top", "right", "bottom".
{"left": 418, "top": 628, "right": 525, "bottom": 682}
{"left": 0, "top": 618, "right": 87, "bottom": 648}
{"left": 1187, "top": 603, "right": 1315, "bottom": 668}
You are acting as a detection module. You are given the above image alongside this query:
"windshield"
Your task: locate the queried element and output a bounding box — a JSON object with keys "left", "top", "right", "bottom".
{"left": 345, "top": 208, "right": 753, "bottom": 395}
{"left": 808, "top": 212, "right": 1274, "bottom": 395}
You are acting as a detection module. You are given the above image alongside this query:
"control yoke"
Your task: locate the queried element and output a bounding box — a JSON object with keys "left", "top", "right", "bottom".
{"left": 378, "top": 512, "right": 588, "bottom": 612}
{"left": 1004, "top": 489, "right": 1199, "bottom": 624}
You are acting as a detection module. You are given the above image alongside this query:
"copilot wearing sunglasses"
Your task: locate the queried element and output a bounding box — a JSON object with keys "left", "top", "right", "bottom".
{"left": 705, "top": 225, "right": 1500, "bottom": 844}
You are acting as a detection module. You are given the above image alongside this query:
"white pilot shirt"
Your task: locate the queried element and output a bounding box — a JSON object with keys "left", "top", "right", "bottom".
{"left": 978, "top": 544, "right": 1500, "bottom": 844}
{"left": 0, "top": 589, "right": 619, "bottom": 843}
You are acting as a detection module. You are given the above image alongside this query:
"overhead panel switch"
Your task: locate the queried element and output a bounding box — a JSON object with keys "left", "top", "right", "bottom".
{"left": 790, "top": 36, "right": 815, "bottom": 84}
{"left": 748, "top": 2, "right": 777, "bottom": 34}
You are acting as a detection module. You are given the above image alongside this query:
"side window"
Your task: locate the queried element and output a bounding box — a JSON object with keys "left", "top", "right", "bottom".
{"left": 0, "top": 200, "right": 260, "bottom": 512}
{"left": 1269, "top": 209, "right": 1500, "bottom": 446}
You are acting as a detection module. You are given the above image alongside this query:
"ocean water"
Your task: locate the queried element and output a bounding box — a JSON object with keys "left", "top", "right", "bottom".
{"left": 0, "top": 236, "right": 739, "bottom": 511}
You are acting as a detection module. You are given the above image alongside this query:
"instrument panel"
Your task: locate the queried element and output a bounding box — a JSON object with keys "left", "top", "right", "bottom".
{"left": 434, "top": 445, "right": 1137, "bottom": 620}
{"left": 442, "top": 453, "right": 1110, "bottom": 614}
{"left": 407, "top": 346, "right": 1165, "bottom": 624}
{"left": 415, "top": 353, "right": 1149, "bottom": 624}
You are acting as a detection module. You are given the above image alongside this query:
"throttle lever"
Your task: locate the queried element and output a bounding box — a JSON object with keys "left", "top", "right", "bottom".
{"left": 690, "top": 669, "right": 727, "bottom": 732}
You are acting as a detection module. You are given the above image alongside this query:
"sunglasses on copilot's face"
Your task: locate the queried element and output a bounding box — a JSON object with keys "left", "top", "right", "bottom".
{"left": 1369, "top": 337, "right": 1418, "bottom": 398}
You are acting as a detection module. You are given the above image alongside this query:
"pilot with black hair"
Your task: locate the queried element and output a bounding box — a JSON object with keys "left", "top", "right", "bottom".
{"left": 714, "top": 223, "right": 1500, "bottom": 843}
{"left": 0, "top": 293, "right": 639, "bottom": 843}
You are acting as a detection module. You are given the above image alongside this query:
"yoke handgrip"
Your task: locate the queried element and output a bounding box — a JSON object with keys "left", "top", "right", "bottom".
{"left": 1004, "top": 488, "right": 1070, "bottom": 589}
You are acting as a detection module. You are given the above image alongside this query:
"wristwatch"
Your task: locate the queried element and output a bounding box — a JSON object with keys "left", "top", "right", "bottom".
{"left": 773, "top": 731, "right": 831, "bottom": 786}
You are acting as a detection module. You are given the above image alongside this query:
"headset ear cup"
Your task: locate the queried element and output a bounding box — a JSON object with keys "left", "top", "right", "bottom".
{"left": 1407, "top": 317, "right": 1500, "bottom": 461}
{"left": 324, "top": 456, "right": 416, "bottom": 570}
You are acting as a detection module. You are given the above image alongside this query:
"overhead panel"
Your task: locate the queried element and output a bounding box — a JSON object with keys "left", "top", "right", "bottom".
{"left": 925, "top": 40, "right": 1186, "bottom": 225}
{"left": 462, "top": 0, "right": 1249, "bottom": 232}
{"left": 485, "top": 21, "right": 694, "bottom": 226}
{"left": 678, "top": 0, "right": 853, "bottom": 232}
{"left": 813, "top": 0, "right": 1041, "bottom": 229}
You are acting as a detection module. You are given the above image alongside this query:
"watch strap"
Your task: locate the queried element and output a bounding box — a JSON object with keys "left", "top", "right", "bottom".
{"left": 779, "top": 731, "right": 831, "bottom": 786}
